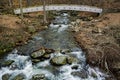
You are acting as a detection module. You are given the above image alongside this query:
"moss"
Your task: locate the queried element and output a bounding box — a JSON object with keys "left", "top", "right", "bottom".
{"left": 0, "top": 42, "right": 15, "bottom": 55}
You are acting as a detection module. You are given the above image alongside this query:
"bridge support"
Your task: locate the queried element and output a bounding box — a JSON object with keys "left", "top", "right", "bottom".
{"left": 19, "top": 0, "right": 24, "bottom": 22}
{"left": 43, "top": 0, "right": 47, "bottom": 24}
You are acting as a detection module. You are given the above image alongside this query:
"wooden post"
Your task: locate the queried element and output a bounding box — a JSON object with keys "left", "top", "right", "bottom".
{"left": 19, "top": 0, "right": 24, "bottom": 21}
{"left": 43, "top": 0, "right": 47, "bottom": 24}
{"left": 8, "top": 0, "right": 13, "bottom": 7}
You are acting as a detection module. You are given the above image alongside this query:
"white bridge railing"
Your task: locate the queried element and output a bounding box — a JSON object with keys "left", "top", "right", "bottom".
{"left": 14, "top": 4, "right": 103, "bottom": 14}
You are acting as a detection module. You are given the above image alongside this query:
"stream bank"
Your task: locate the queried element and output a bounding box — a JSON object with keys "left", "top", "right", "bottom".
{"left": 0, "top": 13, "right": 48, "bottom": 56}
{"left": 72, "top": 13, "right": 120, "bottom": 80}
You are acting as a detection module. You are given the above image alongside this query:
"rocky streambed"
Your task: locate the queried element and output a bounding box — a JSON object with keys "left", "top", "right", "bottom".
{"left": 0, "top": 13, "right": 113, "bottom": 80}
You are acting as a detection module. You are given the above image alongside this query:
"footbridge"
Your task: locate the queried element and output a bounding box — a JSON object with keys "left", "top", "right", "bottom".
{"left": 14, "top": 4, "right": 103, "bottom": 14}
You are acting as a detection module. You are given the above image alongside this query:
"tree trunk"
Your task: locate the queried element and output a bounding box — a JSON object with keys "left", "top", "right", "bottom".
{"left": 26, "top": 0, "right": 31, "bottom": 6}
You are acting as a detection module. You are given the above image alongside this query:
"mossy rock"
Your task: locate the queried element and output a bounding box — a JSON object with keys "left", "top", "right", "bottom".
{"left": 67, "top": 56, "right": 79, "bottom": 64}
{"left": 32, "top": 59, "right": 41, "bottom": 63}
{"left": 50, "top": 56, "right": 67, "bottom": 66}
{"left": 31, "top": 49, "right": 46, "bottom": 59}
{"left": 2, "top": 60, "right": 14, "bottom": 67}
{"left": 43, "top": 54, "right": 50, "bottom": 59}
{"left": 13, "top": 74, "right": 25, "bottom": 80}
{"left": 31, "top": 74, "right": 46, "bottom": 80}
{"left": 2, "top": 73, "right": 11, "bottom": 80}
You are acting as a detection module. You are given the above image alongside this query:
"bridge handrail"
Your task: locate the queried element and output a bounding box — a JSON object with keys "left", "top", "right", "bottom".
{"left": 14, "top": 4, "right": 103, "bottom": 14}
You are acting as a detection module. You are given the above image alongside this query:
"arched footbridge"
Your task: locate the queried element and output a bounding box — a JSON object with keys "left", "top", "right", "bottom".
{"left": 14, "top": 4, "right": 103, "bottom": 14}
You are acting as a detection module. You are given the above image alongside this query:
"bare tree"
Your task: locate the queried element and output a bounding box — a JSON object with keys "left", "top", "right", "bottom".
{"left": 26, "top": 0, "right": 31, "bottom": 6}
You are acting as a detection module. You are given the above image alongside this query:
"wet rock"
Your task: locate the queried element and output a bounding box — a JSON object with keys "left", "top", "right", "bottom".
{"left": 71, "top": 65, "right": 79, "bottom": 70}
{"left": 13, "top": 74, "right": 25, "bottom": 80}
{"left": 71, "top": 70, "right": 88, "bottom": 79}
{"left": 31, "top": 74, "right": 46, "bottom": 80}
{"left": 32, "top": 59, "right": 41, "bottom": 63}
{"left": 2, "top": 60, "right": 14, "bottom": 67}
{"left": 31, "top": 49, "right": 46, "bottom": 59}
{"left": 10, "top": 64, "right": 19, "bottom": 70}
{"left": 50, "top": 56, "right": 67, "bottom": 66}
{"left": 45, "top": 48, "right": 55, "bottom": 54}
{"left": 60, "top": 49, "right": 70, "bottom": 54}
{"left": 2, "top": 73, "right": 11, "bottom": 80}
{"left": 67, "top": 56, "right": 79, "bottom": 64}
{"left": 43, "top": 54, "right": 50, "bottom": 59}
{"left": 91, "top": 71, "right": 97, "bottom": 78}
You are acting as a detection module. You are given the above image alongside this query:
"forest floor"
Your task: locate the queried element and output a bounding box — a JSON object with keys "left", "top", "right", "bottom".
{"left": 0, "top": 12, "right": 47, "bottom": 56}
{"left": 73, "top": 13, "right": 120, "bottom": 80}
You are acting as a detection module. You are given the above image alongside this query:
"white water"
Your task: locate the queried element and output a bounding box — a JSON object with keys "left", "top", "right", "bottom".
{"left": 0, "top": 50, "right": 107, "bottom": 80}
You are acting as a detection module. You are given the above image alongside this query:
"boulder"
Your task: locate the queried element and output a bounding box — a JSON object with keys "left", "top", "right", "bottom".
{"left": 43, "top": 54, "right": 50, "bottom": 59}
{"left": 32, "top": 59, "right": 41, "bottom": 63}
{"left": 67, "top": 56, "right": 79, "bottom": 64}
{"left": 45, "top": 48, "right": 55, "bottom": 54}
{"left": 2, "top": 60, "right": 14, "bottom": 67}
{"left": 31, "top": 49, "right": 46, "bottom": 59}
{"left": 50, "top": 56, "right": 67, "bottom": 66}
{"left": 13, "top": 74, "right": 25, "bottom": 80}
{"left": 91, "top": 71, "right": 97, "bottom": 78}
{"left": 71, "top": 65, "right": 79, "bottom": 70}
{"left": 31, "top": 74, "right": 46, "bottom": 80}
{"left": 60, "top": 49, "right": 71, "bottom": 54}
{"left": 2, "top": 74, "right": 11, "bottom": 80}
{"left": 71, "top": 70, "right": 88, "bottom": 79}
{"left": 31, "top": 48, "right": 54, "bottom": 59}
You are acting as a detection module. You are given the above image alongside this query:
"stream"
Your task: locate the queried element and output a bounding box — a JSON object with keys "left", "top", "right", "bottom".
{"left": 0, "top": 13, "right": 108, "bottom": 80}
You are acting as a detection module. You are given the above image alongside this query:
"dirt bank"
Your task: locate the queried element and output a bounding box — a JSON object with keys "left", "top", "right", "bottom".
{"left": 0, "top": 13, "right": 47, "bottom": 56}
{"left": 73, "top": 13, "right": 120, "bottom": 79}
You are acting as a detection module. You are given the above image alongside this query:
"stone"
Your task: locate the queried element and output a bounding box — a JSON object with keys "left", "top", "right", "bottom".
{"left": 31, "top": 74, "right": 46, "bottom": 80}
{"left": 92, "top": 28, "right": 99, "bottom": 34}
{"left": 60, "top": 49, "right": 70, "bottom": 54}
{"left": 2, "top": 74, "right": 11, "bottom": 80}
{"left": 67, "top": 56, "right": 79, "bottom": 64}
{"left": 45, "top": 48, "right": 55, "bottom": 54}
{"left": 13, "top": 74, "right": 25, "bottom": 80}
{"left": 31, "top": 49, "right": 46, "bottom": 59}
{"left": 10, "top": 64, "right": 18, "bottom": 70}
{"left": 71, "top": 65, "right": 79, "bottom": 70}
{"left": 50, "top": 56, "right": 67, "bottom": 66}
{"left": 32, "top": 59, "right": 41, "bottom": 63}
{"left": 43, "top": 54, "right": 50, "bottom": 59}
{"left": 2, "top": 60, "right": 14, "bottom": 67}
{"left": 76, "top": 19, "right": 81, "bottom": 24}
{"left": 27, "top": 26, "right": 36, "bottom": 33}
{"left": 71, "top": 70, "right": 88, "bottom": 79}
{"left": 91, "top": 71, "right": 97, "bottom": 78}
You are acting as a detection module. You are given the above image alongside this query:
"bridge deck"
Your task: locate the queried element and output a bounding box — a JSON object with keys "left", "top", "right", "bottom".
{"left": 14, "top": 4, "right": 103, "bottom": 14}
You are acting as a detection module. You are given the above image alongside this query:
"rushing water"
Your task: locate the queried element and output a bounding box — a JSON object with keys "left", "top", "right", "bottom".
{"left": 0, "top": 13, "right": 108, "bottom": 80}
